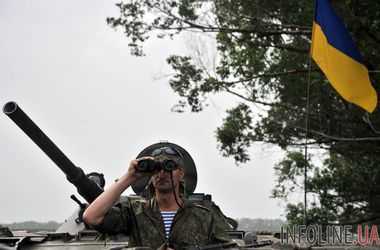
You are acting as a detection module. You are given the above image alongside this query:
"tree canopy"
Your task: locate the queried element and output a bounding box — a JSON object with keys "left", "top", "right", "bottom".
{"left": 107, "top": 0, "right": 380, "bottom": 224}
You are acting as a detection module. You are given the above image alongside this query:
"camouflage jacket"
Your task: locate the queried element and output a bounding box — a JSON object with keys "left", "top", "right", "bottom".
{"left": 94, "top": 196, "right": 231, "bottom": 250}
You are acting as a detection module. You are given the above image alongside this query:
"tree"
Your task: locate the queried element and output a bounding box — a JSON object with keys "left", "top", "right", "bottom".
{"left": 107, "top": 0, "right": 380, "bottom": 223}
{"left": 273, "top": 151, "right": 380, "bottom": 224}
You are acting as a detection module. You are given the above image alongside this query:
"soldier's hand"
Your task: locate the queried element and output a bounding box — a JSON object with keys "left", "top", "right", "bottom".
{"left": 126, "top": 157, "right": 154, "bottom": 183}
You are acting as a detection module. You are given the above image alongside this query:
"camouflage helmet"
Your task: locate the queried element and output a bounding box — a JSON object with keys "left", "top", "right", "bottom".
{"left": 132, "top": 142, "right": 197, "bottom": 197}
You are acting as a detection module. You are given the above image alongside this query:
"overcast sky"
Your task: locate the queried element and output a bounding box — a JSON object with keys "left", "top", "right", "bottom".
{"left": 0, "top": 1, "right": 295, "bottom": 224}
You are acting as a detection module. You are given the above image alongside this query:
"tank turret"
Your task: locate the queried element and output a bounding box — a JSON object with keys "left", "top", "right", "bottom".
{"left": 1, "top": 101, "right": 273, "bottom": 250}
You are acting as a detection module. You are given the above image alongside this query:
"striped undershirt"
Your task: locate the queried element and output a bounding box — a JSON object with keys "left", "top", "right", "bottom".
{"left": 161, "top": 211, "right": 177, "bottom": 239}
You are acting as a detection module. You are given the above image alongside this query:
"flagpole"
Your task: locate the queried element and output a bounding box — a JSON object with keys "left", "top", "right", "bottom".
{"left": 304, "top": 0, "right": 316, "bottom": 226}
{"left": 304, "top": 56, "right": 312, "bottom": 226}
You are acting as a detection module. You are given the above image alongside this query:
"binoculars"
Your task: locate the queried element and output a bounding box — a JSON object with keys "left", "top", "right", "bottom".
{"left": 136, "top": 159, "right": 179, "bottom": 173}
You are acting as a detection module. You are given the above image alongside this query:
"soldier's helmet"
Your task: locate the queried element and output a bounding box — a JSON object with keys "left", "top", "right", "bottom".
{"left": 132, "top": 142, "right": 197, "bottom": 198}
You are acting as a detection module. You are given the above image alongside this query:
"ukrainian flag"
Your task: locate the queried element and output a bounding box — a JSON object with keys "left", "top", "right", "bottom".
{"left": 311, "top": 0, "right": 377, "bottom": 112}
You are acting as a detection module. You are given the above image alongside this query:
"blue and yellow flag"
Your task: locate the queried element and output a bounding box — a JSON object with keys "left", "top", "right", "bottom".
{"left": 311, "top": 0, "right": 377, "bottom": 112}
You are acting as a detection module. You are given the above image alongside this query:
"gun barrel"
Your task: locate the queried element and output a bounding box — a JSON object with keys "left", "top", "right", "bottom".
{"left": 3, "top": 101, "right": 102, "bottom": 203}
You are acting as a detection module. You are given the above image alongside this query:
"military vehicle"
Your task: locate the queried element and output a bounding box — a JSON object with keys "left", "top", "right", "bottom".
{"left": 0, "top": 101, "right": 273, "bottom": 250}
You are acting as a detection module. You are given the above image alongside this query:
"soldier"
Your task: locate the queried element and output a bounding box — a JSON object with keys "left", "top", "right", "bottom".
{"left": 83, "top": 144, "right": 231, "bottom": 250}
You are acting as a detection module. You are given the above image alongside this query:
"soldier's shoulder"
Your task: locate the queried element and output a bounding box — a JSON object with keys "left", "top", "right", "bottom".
{"left": 186, "top": 200, "right": 216, "bottom": 217}
{"left": 191, "top": 203, "right": 212, "bottom": 212}
{"left": 189, "top": 199, "right": 219, "bottom": 210}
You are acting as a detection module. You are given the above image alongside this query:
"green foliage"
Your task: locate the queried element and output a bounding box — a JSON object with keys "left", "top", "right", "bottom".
{"left": 108, "top": 0, "right": 380, "bottom": 223}
{"left": 285, "top": 203, "right": 336, "bottom": 225}
{"left": 216, "top": 104, "right": 253, "bottom": 163}
{"left": 272, "top": 151, "right": 311, "bottom": 200}
{"left": 275, "top": 150, "right": 380, "bottom": 224}
{"left": 167, "top": 55, "right": 205, "bottom": 112}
